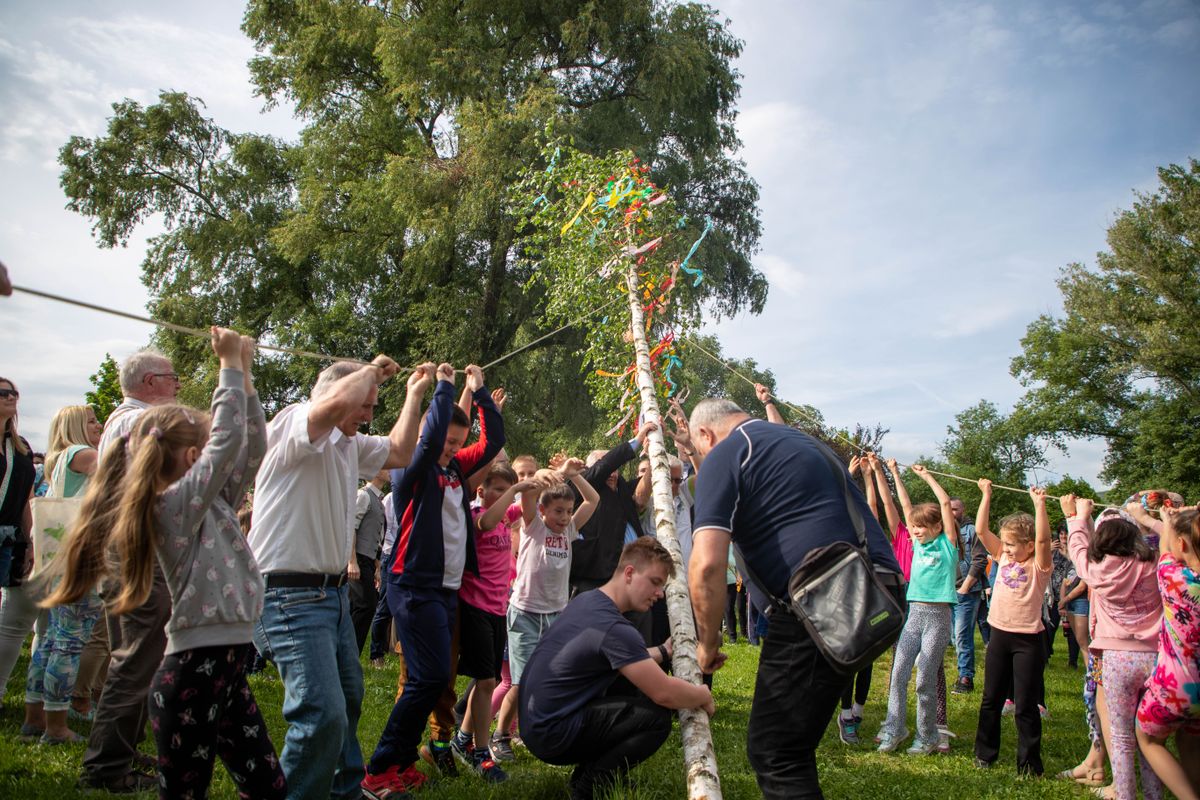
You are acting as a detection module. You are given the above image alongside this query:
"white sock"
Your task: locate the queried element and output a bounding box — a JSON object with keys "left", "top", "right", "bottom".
{"left": 852, "top": 703, "right": 864, "bottom": 719}
{"left": 840, "top": 709, "right": 855, "bottom": 721}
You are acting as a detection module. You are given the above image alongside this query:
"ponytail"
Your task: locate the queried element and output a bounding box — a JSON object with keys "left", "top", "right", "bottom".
{"left": 110, "top": 429, "right": 169, "bottom": 615}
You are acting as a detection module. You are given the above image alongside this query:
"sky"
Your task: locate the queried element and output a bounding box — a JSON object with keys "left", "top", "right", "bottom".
{"left": 1, "top": 0, "right": 1198, "bottom": 491}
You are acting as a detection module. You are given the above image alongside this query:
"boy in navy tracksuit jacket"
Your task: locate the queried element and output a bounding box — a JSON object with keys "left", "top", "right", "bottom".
{"left": 364, "top": 364, "right": 504, "bottom": 791}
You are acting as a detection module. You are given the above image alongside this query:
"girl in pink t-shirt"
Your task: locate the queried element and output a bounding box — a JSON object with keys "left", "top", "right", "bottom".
{"left": 972, "top": 481, "right": 1053, "bottom": 776}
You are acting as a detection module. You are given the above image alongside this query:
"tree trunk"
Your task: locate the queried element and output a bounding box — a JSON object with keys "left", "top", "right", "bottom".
{"left": 624, "top": 265, "right": 723, "bottom": 800}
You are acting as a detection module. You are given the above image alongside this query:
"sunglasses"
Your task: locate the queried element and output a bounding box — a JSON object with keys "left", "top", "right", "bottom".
{"left": 0, "top": 388, "right": 18, "bottom": 400}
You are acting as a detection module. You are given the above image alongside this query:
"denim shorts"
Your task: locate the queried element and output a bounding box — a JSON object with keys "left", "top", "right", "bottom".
{"left": 1066, "top": 596, "right": 1090, "bottom": 616}
{"left": 506, "top": 606, "right": 559, "bottom": 685}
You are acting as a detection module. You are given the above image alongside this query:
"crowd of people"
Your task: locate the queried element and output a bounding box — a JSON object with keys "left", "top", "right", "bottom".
{"left": 0, "top": 276, "right": 1196, "bottom": 800}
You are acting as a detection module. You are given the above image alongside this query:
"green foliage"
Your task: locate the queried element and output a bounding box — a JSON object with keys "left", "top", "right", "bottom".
{"left": 59, "top": 1, "right": 766, "bottom": 454}
{"left": 84, "top": 354, "right": 122, "bottom": 424}
{"left": 1012, "top": 158, "right": 1200, "bottom": 501}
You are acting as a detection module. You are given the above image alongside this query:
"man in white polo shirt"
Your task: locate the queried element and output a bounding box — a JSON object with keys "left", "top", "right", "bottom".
{"left": 250, "top": 358, "right": 432, "bottom": 800}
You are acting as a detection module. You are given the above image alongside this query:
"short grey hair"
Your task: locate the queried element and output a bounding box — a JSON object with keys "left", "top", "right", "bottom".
{"left": 689, "top": 398, "right": 744, "bottom": 432}
{"left": 311, "top": 361, "right": 362, "bottom": 400}
{"left": 119, "top": 349, "right": 170, "bottom": 393}
{"left": 666, "top": 455, "right": 683, "bottom": 471}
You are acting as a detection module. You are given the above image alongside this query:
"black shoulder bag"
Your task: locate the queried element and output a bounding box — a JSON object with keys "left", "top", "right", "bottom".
{"left": 736, "top": 443, "right": 906, "bottom": 675}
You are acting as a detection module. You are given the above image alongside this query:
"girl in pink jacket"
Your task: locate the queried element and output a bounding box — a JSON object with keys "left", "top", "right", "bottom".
{"left": 1065, "top": 495, "right": 1163, "bottom": 800}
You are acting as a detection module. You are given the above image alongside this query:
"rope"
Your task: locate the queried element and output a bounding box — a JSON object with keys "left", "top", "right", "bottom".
{"left": 680, "top": 333, "right": 1081, "bottom": 503}
{"left": 11, "top": 284, "right": 621, "bottom": 375}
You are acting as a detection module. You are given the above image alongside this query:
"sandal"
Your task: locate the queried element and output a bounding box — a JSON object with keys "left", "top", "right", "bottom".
{"left": 40, "top": 730, "right": 86, "bottom": 745}
{"left": 1056, "top": 766, "right": 1105, "bottom": 786}
{"left": 18, "top": 722, "right": 45, "bottom": 743}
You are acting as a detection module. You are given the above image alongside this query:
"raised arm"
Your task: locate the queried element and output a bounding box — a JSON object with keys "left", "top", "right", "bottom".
{"left": 383, "top": 363, "right": 435, "bottom": 470}
{"left": 755, "top": 383, "right": 785, "bottom": 425}
{"left": 666, "top": 400, "right": 702, "bottom": 473}
{"left": 634, "top": 461, "right": 653, "bottom": 512}
{"left": 888, "top": 458, "right": 916, "bottom": 530}
{"left": 565, "top": 459, "right": 600, "bottom": 529}
{"left": 478, "top": 481, "right": 535, "bottom": 531}
{"left": 861, "top": 457, "right": 880, "bottom": 525}
{"left": 307, "top": 355, "right": 399, "bottom": 443}
{"left": 221, "top": 335, "right": 267, "bottom": 508}
{"left": 449, "top": 365, "right": 506, "bottom": 479}
{"left": 974, "top": 478, "right": 1001, "bottom": 558}
{"left": 1030, "top": 487, "right": 1052, "bottom": 571}
{"left": 911, "top": 464, "right": 958, "bottom": 548}
{"left": 871, "top": 456, "right": 901, "bottom": 541}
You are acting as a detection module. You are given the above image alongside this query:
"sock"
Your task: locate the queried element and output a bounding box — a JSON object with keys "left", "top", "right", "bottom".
{"left": 453, "top": 728, "right": 471, "bottom": 747}
{"left": 852, "top": 703, "right": 864, "bottom": 719}
{"left": 840, "top": 709, "right": 854, "bottom": 721}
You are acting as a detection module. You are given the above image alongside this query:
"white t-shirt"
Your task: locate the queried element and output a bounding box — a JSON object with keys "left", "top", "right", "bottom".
{"left": 440, "top": 478, "right": 467, "bottom": 590}
{"left": 511, "top": 516, "right": 579, "bottom": 614}
{"left": 249, "top": 402, "right": 390, "bottom": 574}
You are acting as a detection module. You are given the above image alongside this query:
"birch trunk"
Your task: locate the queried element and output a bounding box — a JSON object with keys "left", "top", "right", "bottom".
{"left": 624, "top": 265, "right": 723, "bottom": 800}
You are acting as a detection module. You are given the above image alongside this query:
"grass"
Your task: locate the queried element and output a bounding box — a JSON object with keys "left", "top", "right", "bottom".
{"left": 0, "top": 632, "right": 1114, "bottom": 799}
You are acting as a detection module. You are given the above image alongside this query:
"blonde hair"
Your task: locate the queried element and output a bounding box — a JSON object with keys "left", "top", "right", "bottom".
{"left": 44, "top": 405, "right": 95, "bottom": 482}
{"left": 44, "top": 404, "right": 209, "bottom": 614}
{"left": 998, "top": 513, "right": 1036, "bottom": 544}
{"left": 0, "top": 377, "right": 29, "bottom": 456}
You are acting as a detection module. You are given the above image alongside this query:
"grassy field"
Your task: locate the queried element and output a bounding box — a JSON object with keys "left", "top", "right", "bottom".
{"left": 0, "top": 633, "right": 1116, "bottom": 799}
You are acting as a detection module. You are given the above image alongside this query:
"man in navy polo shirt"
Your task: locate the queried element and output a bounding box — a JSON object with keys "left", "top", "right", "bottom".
{"left": 686, "top": 398, "right": 901, "bottom": 800}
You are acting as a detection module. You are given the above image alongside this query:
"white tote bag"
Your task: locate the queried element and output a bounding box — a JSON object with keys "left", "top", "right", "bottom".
{"left": 28, "top": 451, "right": 85, "bottom": 584}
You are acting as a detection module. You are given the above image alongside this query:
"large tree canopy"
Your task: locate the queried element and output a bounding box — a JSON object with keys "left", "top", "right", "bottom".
{"left": 1011, "top": 159, "right": 1200, "bottom": 501}
{"left": 59, "top": 0, "right": 765, "bottom": 455}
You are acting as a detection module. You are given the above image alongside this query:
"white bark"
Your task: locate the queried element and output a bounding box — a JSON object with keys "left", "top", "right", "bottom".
{"left": 624, "top": 265, "right": 723, "bottom": 800}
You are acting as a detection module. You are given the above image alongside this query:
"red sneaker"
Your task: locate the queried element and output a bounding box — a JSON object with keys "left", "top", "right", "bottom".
{"left": 396, "top": 764, "right": 429, "bottom": 792}
{"left": 361, "top": 764, "right": 420, "bottom": 799}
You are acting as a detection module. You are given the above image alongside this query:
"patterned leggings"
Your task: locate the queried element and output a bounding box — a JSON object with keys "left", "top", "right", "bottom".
{"left": 880, "top": 602, "right": 952, "bottom": 745}
{"left": 1102, "top": 650, "right": 1162, "bottom": 800}
{"left": 149, "top": 644, "right": 286, "bottom": 800}
{"left": 25, "top": 592, "right": 102, "bottom": 711}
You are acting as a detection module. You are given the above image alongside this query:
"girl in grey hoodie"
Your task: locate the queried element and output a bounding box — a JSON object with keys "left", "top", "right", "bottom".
{"left": 60, "top": 328, "right": 286, "bottom": 800}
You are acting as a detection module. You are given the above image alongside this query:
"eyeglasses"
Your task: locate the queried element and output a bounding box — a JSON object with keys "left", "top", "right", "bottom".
{"left": 0, "top": 388, "right": 17, "bottom": 399}
{"left": 147, "top": 373, "right": 180, "bottom": 383}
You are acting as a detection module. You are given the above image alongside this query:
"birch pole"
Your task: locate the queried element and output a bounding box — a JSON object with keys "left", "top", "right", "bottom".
{"left": 624, "top": 265, "right": 722, "bottom": 800}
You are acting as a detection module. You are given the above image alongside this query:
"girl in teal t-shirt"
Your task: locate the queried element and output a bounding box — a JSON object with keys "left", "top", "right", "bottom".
{"left": 877, "top": 465, "right": 961, "bottom": 755}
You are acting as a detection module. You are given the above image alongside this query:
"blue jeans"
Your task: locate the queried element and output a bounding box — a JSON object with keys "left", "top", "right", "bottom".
{"left": 253, "top": 585, "right": 364, "bottom": 800}
{"left": 953, "top": 590, "right": 982, "bottom": 680}
{"left": 369, "top": 583, "right": 456, "bottom": 774}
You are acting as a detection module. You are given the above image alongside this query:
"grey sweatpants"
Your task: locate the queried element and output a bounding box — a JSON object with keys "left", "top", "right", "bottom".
{"left": 879, "top": 601, "right": 952, "bottom": 746}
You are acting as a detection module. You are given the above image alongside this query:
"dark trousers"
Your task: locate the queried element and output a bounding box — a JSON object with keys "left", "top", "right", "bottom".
{"left": 82, "top": 566, "right": 172, "bottom": 782}
{"left": 1043, "top": 603, "right": 1060, "bottom": 657}
{"left": 150, "top": 644, "right": 286, "bottom": 800}
{"left": 747, "top": 610, "right": 847, "bottom": 799}
{"left": 368, "top": 592, "right": 392, "bottom": 661}
{"left": 724, "top": 584, "right": 740, "bottom": 640}
{"left": 348, "top": 553, "right": 379, "bottom": 654}
{"left": 975, "top": 627, "right": 1045, "bottom": 775}
{"left": 536, "top": 694, "right": 671, "bottom": 800}
{"left": 840, "top": 662, "right": 872, "bottom": 710}
{"left": 369, "top": 584, "right": 456, "bottom": 773}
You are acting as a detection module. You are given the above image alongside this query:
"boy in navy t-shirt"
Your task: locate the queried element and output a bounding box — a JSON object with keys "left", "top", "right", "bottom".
{"left": 519, "top": 538, "right": 713, "bottom": 800}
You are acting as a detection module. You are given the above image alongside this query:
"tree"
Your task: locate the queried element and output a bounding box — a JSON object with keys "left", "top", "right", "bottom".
{"left": 1012, "top": 159, "right": 1200, "bottom": 502}
{"left": 59, "top": 2, "right": 766, "bottom": 458}
{"left": 86, "top": 354, "right": 122, "bottom": 424}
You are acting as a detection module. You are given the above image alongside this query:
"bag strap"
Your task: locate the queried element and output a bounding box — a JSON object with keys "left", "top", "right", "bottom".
{"left": 731, "top": 438, "right": 868, "bottom": 611}
{"left": 0, "top": 437, "right": 13, "bottom": 508}
{"left": 812, "top": 442, "right": 868, "bottom": 550}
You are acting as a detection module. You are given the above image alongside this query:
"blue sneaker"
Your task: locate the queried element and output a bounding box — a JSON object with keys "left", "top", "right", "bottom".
{"left": 472, "top": 748, "right": 508, "bottom": 783}
{"left": 837, "top": 715, "right": 860, "bottom": 745}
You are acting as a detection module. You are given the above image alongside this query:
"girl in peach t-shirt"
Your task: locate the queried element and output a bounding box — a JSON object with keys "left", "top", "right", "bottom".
{"left": 972, "top": 481, "right": 1053, "bottom": 776}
